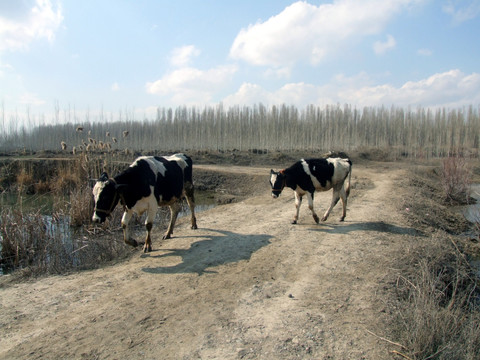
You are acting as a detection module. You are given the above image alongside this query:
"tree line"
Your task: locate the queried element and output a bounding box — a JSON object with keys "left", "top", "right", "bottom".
{"left": 1, "top": 103, "right": 479, "bottom": 158}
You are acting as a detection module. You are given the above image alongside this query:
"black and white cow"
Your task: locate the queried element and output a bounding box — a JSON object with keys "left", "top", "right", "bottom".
{"left": 270, "top": 156, "right": 352, "bottom": 224}
{"left": 92, "top": 154, "right": 197, "bottom": 252}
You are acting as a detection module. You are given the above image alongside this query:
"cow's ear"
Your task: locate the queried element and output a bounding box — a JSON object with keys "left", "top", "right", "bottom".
{"left": 99, "top": 172, "right": 109, "bottom": 182}
{"left": 115, "top": 184, "right": 129, "bottom": 193}
{"left": 270, "top": 169, "right": 275, "bottom": 175}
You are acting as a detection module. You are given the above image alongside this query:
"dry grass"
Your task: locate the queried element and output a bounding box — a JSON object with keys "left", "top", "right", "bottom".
{"left": 68, "top": 184, "right": 94, "bottom": 227}
{"left": 393, "top": 233, "right": 480, "bottom": 360}
{"left": 0, "top": 206, "right": 133, "bottom": 276}
{"left": 392, "top": 159, "right": 480, "bottom": 359}
{"left": 16, "top": 168, "right": 35, "bottom": 194}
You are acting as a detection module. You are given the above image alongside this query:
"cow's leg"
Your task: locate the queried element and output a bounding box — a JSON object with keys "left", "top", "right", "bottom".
{"left": 322, "top": 188, "right": 341, "bottom": 221}
{"left": 307, "top": 192, "right": 320, "bottom": 224}
{"left": 339, "top": 186, "right": 347, "bottom": 221}
{"left": 163, "top": 202, "right": 181, "bottom": 239}
{"left": 292, "top": 192, "right": 302, "bottom": 224}
{"left": 143, "top": 207, "right": 157, "bottom": 253}
{"left": 184, "top": 182, "right": 198, "bottom": 230}
{"left": 121, "top": 210, "right": 138, "bottom": 247}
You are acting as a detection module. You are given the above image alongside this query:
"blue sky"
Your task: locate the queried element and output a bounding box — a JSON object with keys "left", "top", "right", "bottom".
{"left": 1, "top": 0, "right": 480, "bottom": 126}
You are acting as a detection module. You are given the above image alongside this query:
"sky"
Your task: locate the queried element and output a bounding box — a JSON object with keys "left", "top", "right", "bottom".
{"left": 1, "top": 0, "right": 480, "bottom": 126}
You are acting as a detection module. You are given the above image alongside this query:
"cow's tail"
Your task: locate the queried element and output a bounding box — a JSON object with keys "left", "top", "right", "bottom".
{"left": 345, "top": 160, "right": 352, "bottom": 198}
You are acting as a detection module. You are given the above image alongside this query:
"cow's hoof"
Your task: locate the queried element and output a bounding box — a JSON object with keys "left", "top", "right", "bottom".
{"left": 321, "top": 216, "right": 328, "bottom": 222}
{"left": 143, "top": 245, "right": 152, "bottom": 253}
{"left": 339, "top": 217, "right": 345, "bottom": 222}
{"left": 162, "top": 234, "right": 171, "bottom": 240}
{"left": 191, "top": 224, "right": 198, "bottom": 230}
{"left": 313, "top": 215, "right": 320, "bottom": 224}
{"left": 291, "top": 220, "right": 297, "bottom": 225}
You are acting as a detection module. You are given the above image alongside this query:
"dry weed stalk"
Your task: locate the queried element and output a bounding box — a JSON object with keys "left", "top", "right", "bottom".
{"left": 441, "top": 156, "right": 471, "bottom": 203}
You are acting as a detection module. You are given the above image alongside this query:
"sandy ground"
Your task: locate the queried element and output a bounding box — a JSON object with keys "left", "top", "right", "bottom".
{"left": 0, "top": 162, "right": 415, "bottom": 359}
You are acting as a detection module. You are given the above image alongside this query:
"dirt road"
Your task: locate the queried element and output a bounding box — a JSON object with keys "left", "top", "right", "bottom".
{"left": 0, "top": 163, "right": 414, "bottom": 359}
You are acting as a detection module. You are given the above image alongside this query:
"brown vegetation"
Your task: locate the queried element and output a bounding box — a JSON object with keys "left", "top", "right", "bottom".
{"left": 392, "top": 163, "right": 480, "bottom": 359}
{"left": 442, "top": 156, "right": 472, "bottom": 204}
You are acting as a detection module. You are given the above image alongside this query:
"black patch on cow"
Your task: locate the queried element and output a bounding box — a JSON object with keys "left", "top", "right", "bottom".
{"left": 305, "top": 158, "right": 335, "bottom": 188}
{"left": 284, "top": 161, "right": 314, "bottom": 193}
{"left": 182, "top": 156, "right": 194, "bottom": 184}
{"left": 114, "top": 159, "right": 155, "bottom": 208}
{"left": 154, "top": 160, "right": 184, "bottom": 204}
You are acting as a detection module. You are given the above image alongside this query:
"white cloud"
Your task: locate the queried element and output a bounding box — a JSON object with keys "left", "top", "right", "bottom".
{"left": 111, "top": 82, "right": 120, "bottom": 91}
{"left": 264, "top": 67, "right": 291, "bottom": 79}
{"left": 146, "top": 64, "right": 238, "bottom": 105}
{"left": 417, "top": 48, "right": 432, "bottom": 56}
{"left": 222, "top": 70, "right": 480, "bottom": 108}
{"left": 223, "top": 82, "right": 330, "bottom": 108}
{"left": 230, "top": 0, "right": 424, "bottom": 67}
{"left": 0, "top": 61, "right": 14, "bottom": 77}
{"left": 442, "top": 0, "right": 480, "bottom": 25}
{"left": 338, "top": 70, "right": 480, "bottom": 107}
{"left": 170, "top": 45, "right": 201, "bottom": 68}
{"left": 373, "top": 34, "right": 396, "bottom": 55}
{"left": 222, "top": 83, "right": 271, "bottom": 106}
{"left": 0, "top": 0, "right": 63, "bottom": 53}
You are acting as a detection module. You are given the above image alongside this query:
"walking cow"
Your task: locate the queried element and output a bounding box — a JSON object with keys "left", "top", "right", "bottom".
{"left": 92, "top": 154, "right": 197, "bottom": 252}
{"left": 270, "top": 155, "right": 352, "bottom": 224}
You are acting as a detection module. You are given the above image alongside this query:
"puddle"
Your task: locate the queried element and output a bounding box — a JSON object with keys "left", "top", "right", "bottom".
{"left": 459, "top": 184, "right": 480, "bottom": 223}
{"left": 458, "top": 184, "right": 480, "bottom": 278}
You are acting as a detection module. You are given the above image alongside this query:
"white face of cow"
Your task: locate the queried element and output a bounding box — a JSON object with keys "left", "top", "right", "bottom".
{"left": 92, "top": 173, "right": 118, "bottom": 223}
{"left": 270, "top": 170, "right": 285, "bottom": 198}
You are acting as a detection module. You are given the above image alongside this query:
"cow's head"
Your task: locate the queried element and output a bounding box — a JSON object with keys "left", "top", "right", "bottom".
{"left": 92, "top": 172, "right": 120, "bottom": 223}
{"left": 270, "top": 169, "right": 286, "bottom": 198}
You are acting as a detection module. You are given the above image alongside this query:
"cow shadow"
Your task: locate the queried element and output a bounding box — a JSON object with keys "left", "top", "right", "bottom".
{"left": 310, "top": 220, "right": 418, "bottom": 236}
{"left": 141, "top": 228, "right": 272, "bottom": 275}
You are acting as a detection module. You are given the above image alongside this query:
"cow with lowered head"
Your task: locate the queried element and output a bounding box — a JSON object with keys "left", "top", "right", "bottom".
{"left": 270, "top": 154, "right": 352, "bottom": 224}
{"left": 92, "top": 154, "right": 197, "bottom": 252}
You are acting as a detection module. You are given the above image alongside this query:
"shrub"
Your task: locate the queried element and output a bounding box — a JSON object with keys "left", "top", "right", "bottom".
{"left": 69, "top": 184, "right": 95, "bottom": 227}
{"left": 16, "top": 168, "right": 35, "bottom": 194}
{"left": 441, "top": 156, "right": 471, "bottom": 204}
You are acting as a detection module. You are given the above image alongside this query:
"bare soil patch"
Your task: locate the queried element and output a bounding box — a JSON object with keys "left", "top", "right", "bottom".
{"left": 0, "top": 158, "right": 477, "bottom": 359}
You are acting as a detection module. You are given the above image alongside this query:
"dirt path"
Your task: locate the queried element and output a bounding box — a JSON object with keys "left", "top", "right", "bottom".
{"left": 0, "top": 163, "right": 414, "bottom": 359}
